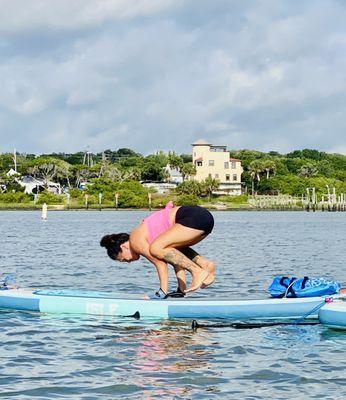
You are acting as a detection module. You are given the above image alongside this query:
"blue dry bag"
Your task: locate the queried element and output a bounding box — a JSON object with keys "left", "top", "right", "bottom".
{"left": 268, "top": 276, "right": 341, "bottom": 298}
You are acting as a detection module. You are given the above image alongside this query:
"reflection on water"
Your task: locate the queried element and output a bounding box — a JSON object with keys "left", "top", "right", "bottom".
{"left": 0, "top": 211, "right": 346, "bottom": 399}
{"left": 95, "top": 320, "right": 224, "bottom": 398}
{"left": 263, "top": 324, "right": 322, "bottom": 349}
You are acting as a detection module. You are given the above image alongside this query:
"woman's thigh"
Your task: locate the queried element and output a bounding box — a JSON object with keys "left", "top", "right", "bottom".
{"left": 150, "top": 224, "right": 206, "bottom": 250}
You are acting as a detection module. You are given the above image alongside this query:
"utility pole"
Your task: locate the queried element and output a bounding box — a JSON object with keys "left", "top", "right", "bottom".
{"left": 83, "top": 147, "right": 93, "bottom": 167}
{"left": 13, "top": 148, "right": 17, "bottom": 172}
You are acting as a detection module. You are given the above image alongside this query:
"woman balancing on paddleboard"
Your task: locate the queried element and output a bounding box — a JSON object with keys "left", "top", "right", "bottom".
{"left": 100, "top": 201, "right": 215, "bottom": 298}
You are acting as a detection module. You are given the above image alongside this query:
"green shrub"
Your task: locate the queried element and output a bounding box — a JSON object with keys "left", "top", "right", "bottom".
{"left": 176, "top": 180, "right": 202, "bottom": 196}
{"left": 150, "top": 195, "right": 174, "bottom": 208}
{"left": 0, "top": 192, "right": 32, "bottom": 203}
{"left": 117, "top": 189, "right": 147, "bottom": 208}
{"left": 68, "top": 188, "right": 84, "bottom": 200}
{"left": 228, "top": 194, "right": 248, "bottom": 203}
{"left": 216, "top": 194, "right": 248, "bottom": 204}
{"left": 36, "top": 191, "right": 65, "bottom": 205}
{"left": 175, "top": 194, "right": 200, "bottom": 206}
{"left": 84, "top": 194, "right": 98, "bottom": 205}
{"left": 85, "top": 178, "right": 119, "bottom": 195}
{"left": 120, "top": 180, "right": 147, "bottom": 195}
{"left": 85, "top": 179, "right": 149, "bottom": 205}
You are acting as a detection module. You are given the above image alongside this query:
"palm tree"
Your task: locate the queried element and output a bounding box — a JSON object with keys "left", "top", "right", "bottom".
{"left": 248, "top": 160, "right": 264, "bottom": 195}
{"left": 167, "top": 151, "right": 183, "bottom": 171}
{"left": 180, "top": 163, "right": 196, "bottom": 181}
{"left": 168, "top": 151, "right": 196, "bottom": 182}
{"left": 202, "top": 177, "right": 220, "bottom": 201}
{"left": 263, "top": 159, "right": 276, "bottom": 179}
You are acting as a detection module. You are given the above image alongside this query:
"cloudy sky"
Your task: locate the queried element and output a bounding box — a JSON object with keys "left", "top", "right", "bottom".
{"left": 0, "top": 0, "right": 345, "bottom": 155}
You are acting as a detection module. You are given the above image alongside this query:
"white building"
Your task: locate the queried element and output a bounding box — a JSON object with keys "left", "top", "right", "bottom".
{"left": 6, "top": 168, "right": 18, "bottom": 177}
{"left": 141, "top": 181, "right": 177, "bottom": 194}
{"left": 164, "top": 164, "right": 183, "bottom": 184}
{"left": 17, "top": 175, "right": 62, "bottom": 195}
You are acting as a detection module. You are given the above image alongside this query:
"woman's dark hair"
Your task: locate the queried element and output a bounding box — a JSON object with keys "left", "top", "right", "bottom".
{"left": 100, "top": 233, "right": 130, "bottom": 260}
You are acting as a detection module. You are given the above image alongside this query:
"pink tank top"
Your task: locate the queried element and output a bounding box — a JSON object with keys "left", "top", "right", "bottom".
{"left": 143, "top": 201, "right": 174, "bottom": 243}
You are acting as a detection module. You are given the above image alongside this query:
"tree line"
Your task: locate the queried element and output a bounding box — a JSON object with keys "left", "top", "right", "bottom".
{"left": 0, "top": 149, "right": 217, "bottom": 206}
{"left": 0, "top": 147, "right": 345, "bottom": 204}
{"left": 0, "top": 149, "right": 193, "bottom": 188}
{"left": 230, "top": 149, "right": 346, "bottom": 196}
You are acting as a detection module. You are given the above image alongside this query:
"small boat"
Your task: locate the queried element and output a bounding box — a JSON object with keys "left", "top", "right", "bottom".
{"left": 319, "top": 299, "right": 346, "bottom": 330}
{"left": 0, "top": 288, "right": 336, "bottom": 320}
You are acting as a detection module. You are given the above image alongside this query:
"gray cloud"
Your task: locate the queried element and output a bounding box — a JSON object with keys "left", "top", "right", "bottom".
{"left": 0, "top": 0, "right": 345, "bottom": 155}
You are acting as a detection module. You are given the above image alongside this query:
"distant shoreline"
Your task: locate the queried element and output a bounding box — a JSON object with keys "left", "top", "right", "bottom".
{"left": 0, "top": 205, "right": 314, "bottom": 212}
{"left": 1, "top": 202, "right": 343, "bottom": 212}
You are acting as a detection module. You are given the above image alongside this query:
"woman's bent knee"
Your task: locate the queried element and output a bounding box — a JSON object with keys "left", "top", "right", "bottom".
{"left": 149, "top": 243, "right": 165, "bottom": 259}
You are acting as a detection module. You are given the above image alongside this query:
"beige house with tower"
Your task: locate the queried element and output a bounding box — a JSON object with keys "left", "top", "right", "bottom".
{"left": 192, "top": 139, "right": 243, "bottom": 195}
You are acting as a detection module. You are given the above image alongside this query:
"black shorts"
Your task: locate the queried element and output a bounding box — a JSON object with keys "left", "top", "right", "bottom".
{"left": 175, "top": 206, "right": 214, "bottom": 235}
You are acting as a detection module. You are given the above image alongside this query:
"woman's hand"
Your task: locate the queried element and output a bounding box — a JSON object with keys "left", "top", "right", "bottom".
{"left": 153, "top": 288, "right": 167, "bottom": 299}
{"left": 151, "top": 259, "right": 169, "bottom": 294}
{"left": 130, "top": 227, "right": 169, "bottom": 293}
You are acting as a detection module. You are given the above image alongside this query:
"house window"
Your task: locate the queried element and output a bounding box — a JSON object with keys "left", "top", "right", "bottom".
{"left": 210, "top": 146, "right": 226, "bottom": 152}
{"left": 231, "top": 161, "right": 236, "bottom": 169}
{"left": 226, "top": 174, "right": 230, "bottom": 181}
{"left": 197, "top": 161, "right": 202, "bottom": 167}
{"left": 224, "top": 162, "right": 229, "bottom": 169}
{"left": 208, "top": 174, "right": 212, "bottom": 178}
{"left": 215, "top": 174, "right": 219, "bottom": 179}
{"left": 209, "top": 160, "right": 215, "bottom": 166}
{"left": 233, "top": 174, "right": 237, "bottom": 181}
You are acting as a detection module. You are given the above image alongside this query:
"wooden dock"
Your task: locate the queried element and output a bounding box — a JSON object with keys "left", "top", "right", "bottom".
{"left": 248, "top": 187, "right": 346, "bottom": 211}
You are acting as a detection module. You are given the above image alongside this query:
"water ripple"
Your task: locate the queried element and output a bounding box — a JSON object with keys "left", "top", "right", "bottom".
{"left": 0, "top": 211, "right": 345, "bottom": 399}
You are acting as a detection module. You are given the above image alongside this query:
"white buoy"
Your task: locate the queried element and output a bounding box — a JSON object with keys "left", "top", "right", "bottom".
{"left": 42, "top": 203, "right": 48, "bottom": 220}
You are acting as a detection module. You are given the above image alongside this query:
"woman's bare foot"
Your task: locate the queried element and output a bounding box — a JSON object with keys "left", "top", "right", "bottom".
{"left": 195, "top": 259, "right": 215, "bottom": 289}
{"left": 185, "top": 270, "right": 209, "bottom": 293}
{"left": 201, "top": 273, "right": 215, "bottom": 289}
{"left": 340, "top": 288, "right": 346, "bottom": 294}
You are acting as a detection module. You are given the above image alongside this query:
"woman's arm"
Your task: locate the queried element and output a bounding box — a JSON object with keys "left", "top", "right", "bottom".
{"left": 130, "top": 229, "right": 169, "bottom": 293}
{"left": 151, "top": 259, "right": 169, "bottom": 294}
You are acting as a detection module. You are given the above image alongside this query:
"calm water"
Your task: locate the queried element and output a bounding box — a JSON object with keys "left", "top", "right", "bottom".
{"left": 0, "top": 210, "right": 345, "bottom": 399}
